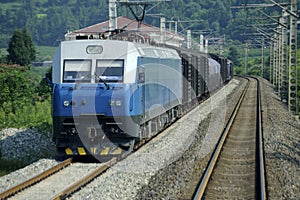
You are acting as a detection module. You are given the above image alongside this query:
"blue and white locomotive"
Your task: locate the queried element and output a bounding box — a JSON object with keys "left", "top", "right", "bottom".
{"left": 51, "top": 39, "right": 185, "bottom": 157}
{"left": 49, "top": 31, "right": 233, "bottom": 159}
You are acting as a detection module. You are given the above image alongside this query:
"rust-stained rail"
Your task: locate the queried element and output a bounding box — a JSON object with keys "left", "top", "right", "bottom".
{"left": 193, "top": 79, "right": 250, "bottom": 199}
{"left": 0, "top": 158, "right": 72, "bottom": 200}
{"left": 51, "top": 158, "right": 117, "bottom": 200}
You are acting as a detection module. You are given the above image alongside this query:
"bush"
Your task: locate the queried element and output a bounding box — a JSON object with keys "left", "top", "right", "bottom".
{"left": 0, "top": 64, "right": 36, "bottom": 113}
{"left": 0, "top": 64, "right": 52, "bottom": 132}
{"left": 35, "top": 67, "right": 52, "bottom": 100}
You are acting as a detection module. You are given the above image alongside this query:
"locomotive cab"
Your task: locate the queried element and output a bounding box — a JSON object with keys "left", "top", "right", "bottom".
{"left": 52, "top": 40, "right": 141, "bottom": 157}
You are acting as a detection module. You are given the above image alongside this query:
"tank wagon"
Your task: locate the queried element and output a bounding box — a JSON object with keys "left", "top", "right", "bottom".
{"left": 48, "top": 38, "right": 233, "bottom": 158}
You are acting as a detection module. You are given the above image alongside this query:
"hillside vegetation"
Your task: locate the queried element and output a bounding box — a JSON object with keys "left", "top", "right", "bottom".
{"left": 2, "top": 0, "right": 299, "bottom": 48}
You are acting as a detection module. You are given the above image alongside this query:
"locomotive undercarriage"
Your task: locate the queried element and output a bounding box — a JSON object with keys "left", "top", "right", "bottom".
{"left": 53, "top": 115, "right": 138, "bottom": 158}
{"left": 139, "top": 106, "right": 182, "bottom": 140}
{"left": 53, "top": 106, "right": 182, "bottom": 159}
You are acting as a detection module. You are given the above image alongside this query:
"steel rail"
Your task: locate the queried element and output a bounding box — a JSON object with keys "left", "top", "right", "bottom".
{"left": 51, "top": 158, "right": 117, "bottom": 200}
{"left": 254, "top": 77, "right": 267, "bottom": 200}
{"left": 193, "top": 78, "right": 250, "bottom": 200}
{"left": 0, "top": 158, "right": 72, "bottom": 200}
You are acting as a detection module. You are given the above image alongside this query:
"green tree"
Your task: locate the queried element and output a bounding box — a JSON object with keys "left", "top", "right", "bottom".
{"left": 228, "top": 46, "right": 241, "bottom": 67}
{"left": 0, "top": 64, "right": 35, "bottom": 114}
{"left": 35, "top": 67, "right": 52, "bottom": 101}
{"left": 7, "top": 29, "right": 36, "bottom": 66}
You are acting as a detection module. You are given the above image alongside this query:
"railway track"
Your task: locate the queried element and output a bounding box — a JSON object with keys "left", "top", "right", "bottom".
{"left": 0, "top": 78, "right": 247, "bottom": 200}
{"left": 0, "top": 89, "right": 211, "bottom": 200}
{"left": 193, "top": 77, "right": 267, "bottom": 199}
{"left": 0, "top": 158, "right": 116, "bottom": 200}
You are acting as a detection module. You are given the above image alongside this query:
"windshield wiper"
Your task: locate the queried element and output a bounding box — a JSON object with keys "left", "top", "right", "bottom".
{"left": 95, "top": 72, "right": 110, "bottom": 90}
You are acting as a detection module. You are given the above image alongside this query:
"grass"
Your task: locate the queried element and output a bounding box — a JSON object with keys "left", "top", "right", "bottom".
{"left": 37, "top": 13, "right": 47, "bottom": 18}
{"left": 35, "top": 46, "right": 56, "bottom": 62}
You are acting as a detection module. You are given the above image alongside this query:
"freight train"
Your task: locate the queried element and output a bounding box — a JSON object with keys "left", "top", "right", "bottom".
{"left": 47, "top": 33, "right": 233, "bottom": 159}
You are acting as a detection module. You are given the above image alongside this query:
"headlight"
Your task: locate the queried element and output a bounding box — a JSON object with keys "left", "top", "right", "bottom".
{"left": 63, "top": 100, "right": 70, "bottom": 107}
{"left": 116, "top": 100, "right": 122, "bottom": 106}
{"left": 109, "top": 100, "right": 121, "bottom": 107}
{"left": 109, "top": 100, "right": 115, "bottom": 107}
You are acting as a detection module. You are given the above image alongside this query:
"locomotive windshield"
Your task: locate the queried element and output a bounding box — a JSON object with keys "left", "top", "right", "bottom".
{"left": 96, "top": 59, "right": 124, "bottom": 82}
{"left": 63, "top": 60, "right": 91, "bottom": 83}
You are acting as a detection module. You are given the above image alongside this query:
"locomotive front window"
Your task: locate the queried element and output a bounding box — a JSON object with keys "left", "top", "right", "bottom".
{"left": 96, "top": 60, "right": 124, "bottom": 82}
{"left": 63, "top": 60, "right": 91, "bottom": 83}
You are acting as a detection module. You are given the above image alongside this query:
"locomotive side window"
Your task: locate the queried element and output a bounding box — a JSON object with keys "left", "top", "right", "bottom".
{"left": 96, "top": 59, "right": 124, "bottom": 82}
{"left": 63, "top": 60, "right": 91, "bottom": 83}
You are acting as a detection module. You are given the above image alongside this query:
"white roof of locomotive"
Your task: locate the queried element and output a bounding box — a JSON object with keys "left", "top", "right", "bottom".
{"left": 52, "top": 39, "right": 180, "bottom": 84}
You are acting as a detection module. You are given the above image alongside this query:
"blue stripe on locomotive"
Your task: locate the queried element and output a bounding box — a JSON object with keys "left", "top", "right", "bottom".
{"left": 52, "top": 83, "right": 140, "bottom": 117}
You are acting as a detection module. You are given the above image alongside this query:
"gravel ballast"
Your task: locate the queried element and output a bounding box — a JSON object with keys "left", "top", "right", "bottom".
{"left": 260, "top": 78, "right": 300, "bottom": 199}
{"left": 0, "top": 128, "right": 55, "bottom": 161}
